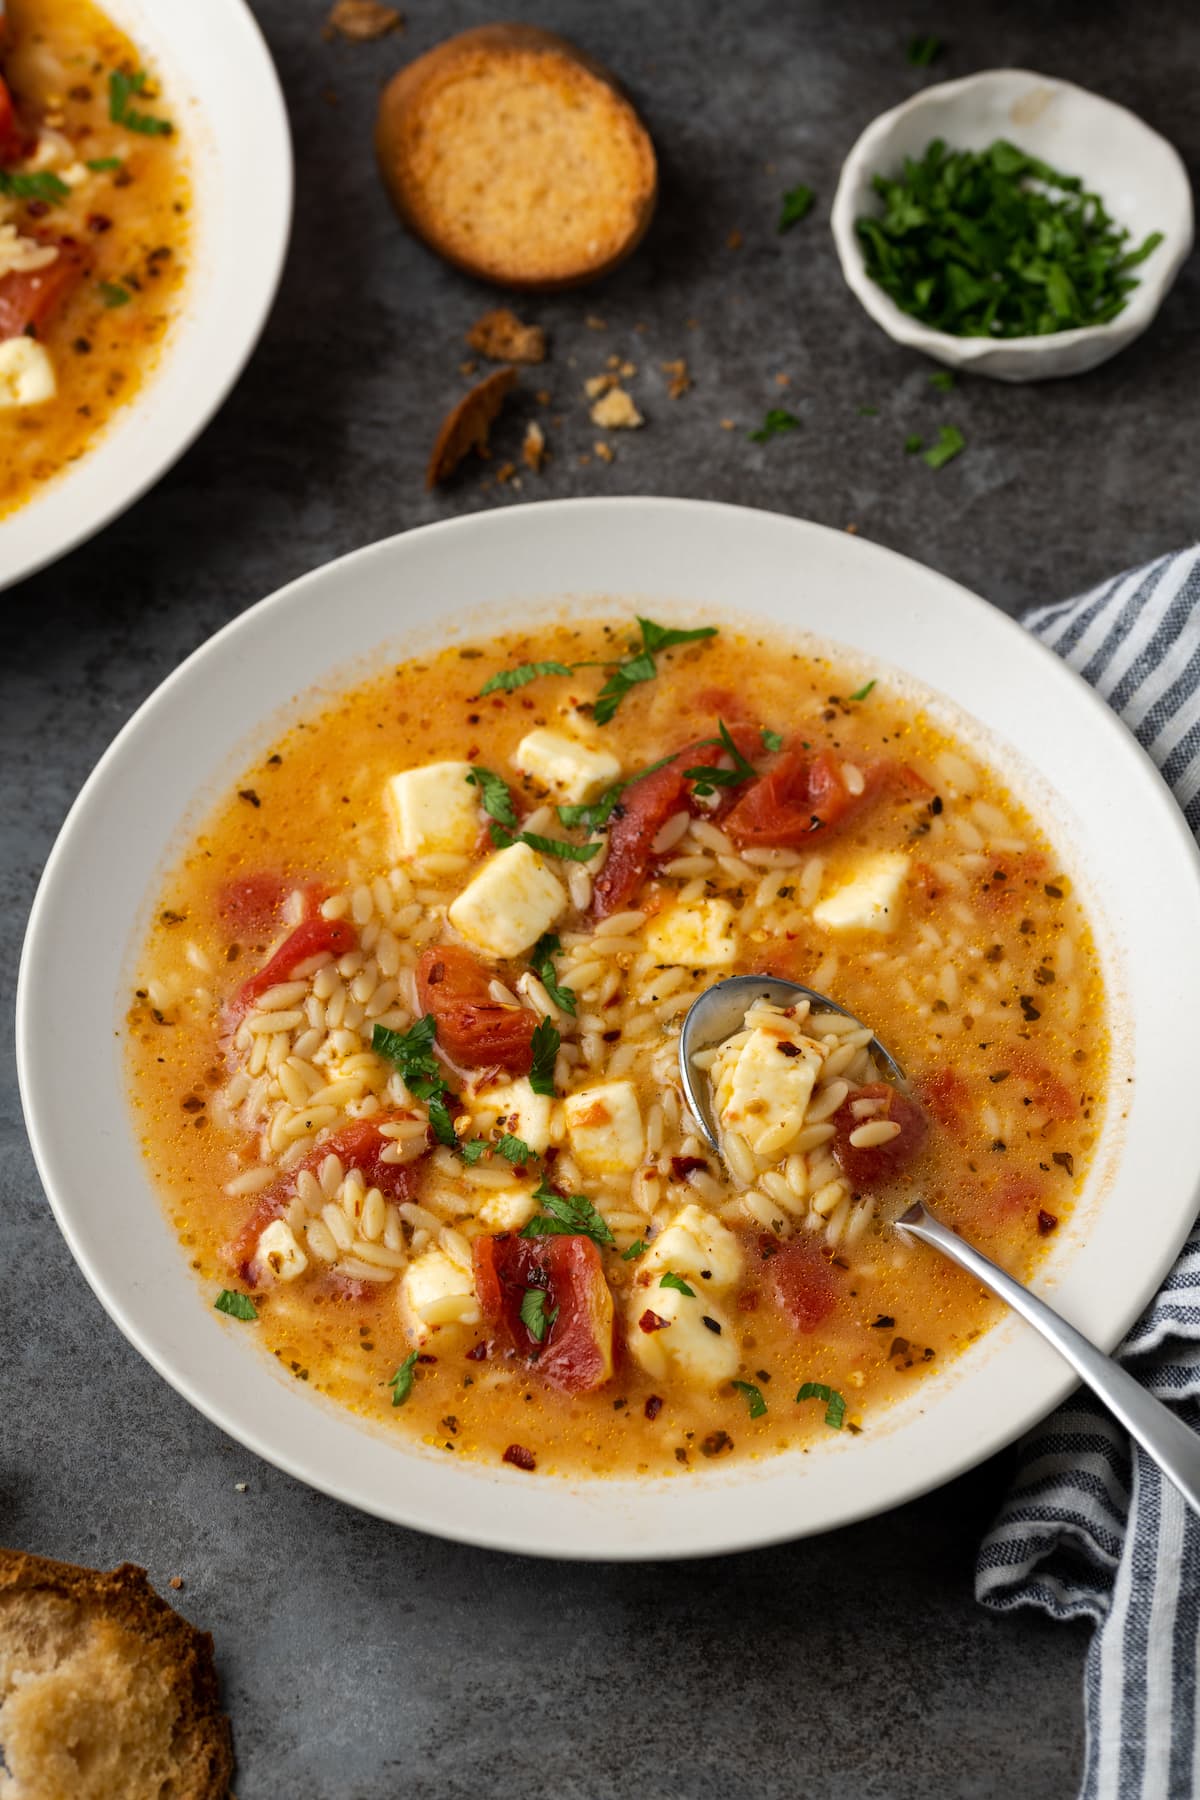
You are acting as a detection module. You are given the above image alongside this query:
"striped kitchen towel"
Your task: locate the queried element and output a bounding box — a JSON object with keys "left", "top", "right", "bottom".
{"left": 977, "top": 546, "right": 1200, "bottom": 1800}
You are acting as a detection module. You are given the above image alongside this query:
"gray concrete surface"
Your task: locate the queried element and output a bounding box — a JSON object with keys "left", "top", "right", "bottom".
{"left": 5, "top": 0, "right": 1198, "bottom": 1792}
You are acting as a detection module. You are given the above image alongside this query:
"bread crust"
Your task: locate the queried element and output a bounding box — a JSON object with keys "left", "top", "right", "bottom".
{"left": 427, "top": 365, "right": 517, "bottom": 487}
{"left": 375, "top": 24, "right": 657, "bottom": 291}
{"left": 0, "top": 1550, "right": 234, "bottom": 1800}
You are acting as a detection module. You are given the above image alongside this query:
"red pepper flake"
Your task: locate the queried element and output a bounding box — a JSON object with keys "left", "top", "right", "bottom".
{"left": 86, "top": 212, "right": 112, "bottom": 233}
{"left": 466, "top": 1340, "right": 489, "bottom": 1362}
{"left": 671, "top": 1154, "right": 708, "bottom": 1179}
{"left": 238, "top": 788, "right": 261, "bottom": 808}
{"left": 1037, "top": 1210, "right": 1059, "bottom": 1236}
{"left": 1052, "top": 1151, "right": 1075, "bottom": 1176}
{"left": 644, "top": 1394, "right": 663, "bottom": 1420}
{"left": 639, "top": 1309, "right": 670, "bottom": 1333}
{"left": 700, "top": 1430, "right": 733, "bottom": 1458}
{"left": 502, "top": 1443, "right": 536, "bottom": 1471}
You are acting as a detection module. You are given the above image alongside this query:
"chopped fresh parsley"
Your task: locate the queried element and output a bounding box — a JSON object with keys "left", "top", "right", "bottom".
{"left": 495, "top": 1133, "right": 536, "bottom": 1165}
{"left": 491, "top": 824, "right": 601, "bottom": 862}
{"left": 928, "top": 369, "right": 956, "bottom": 391}
{"left": 372, "top": 1016, "right": 459, "bottom": 1148}
{"left": 760, "top": 728, "right": 785, "bottom": 753}
{"left": 86, "top": 155, "right": 122, "bottom": 173}
{"left": 99, "top": 281, "right": 132, "bottom": 308}
{"left": 748, "top": 408, "right": 800, "bottom": 444}
{"left": 904, "top": 433, "right": 924, "bottom": 455}
{"left": 425, "top": 1091, "right": 459, "bottom": 1148}
{"left": 637, "top": 618, "right": 719, "bottom": 655}
{"left": 593, "top": 648, "right": 657, "bottom": 726}
{"left": 459, "top": 1139, "right": 489, "bottom": 1164}
{"left": 0, "top": 170, "right": 69, "bottom": 203}
{"left": 796, "top": 1380, "right": 847, "bottom": 1429}
{"left": 907, "top": 33, "right": 944, "bottom": 65}
{"left": 778, "top": 183, "right": 815, "bottom": 232}
{"left": 521, "top": 1183, "right": 615, "bottom": 1248}
{"left": 519, "top": 1286, "right": 557, "bottom": 1343}
{"left": 556, "top": 753, "right": 678, "bottom": 833}
{"left": 621, "top": 1238, "right": 648, "bottom": 1261}
{"left": 109, "top": 68, "right": 173, "bottom": 136}
{"left": 923, "top": 424, "right": 965, "bottom": 470}
{"left": 732, "top": 1379, "right": 768, "bottom": 1419}
{"left": 467, "top": 765, "right": 518, "bottom": 828}
{"left": 659, "top": 1271, "right": 696, "bottom": 1298}
{"left": 530, "top": 933, "right": 576, "bottom": 1016}
{"left": 856, "top": 137, "right": 1163, "bottom": 338}
{"left": 858, "top": 404, "right": 879, "bottom": 417}
{"left": 478, "top": 659, "right": 574, "bottom": 695}
{"left": 848, "top": 680, "right": 876, "bottom": 702}
{"left": 683, "top": 719, "right": 757, "bottom": 797}
{"left": 528, "top": 1018, "right": 560, "bottom": 1097}
{"left": 214, "top": 1289, "right": 257, "bottom": 1321}
{"left": 389, "top": 1350, "right": 419, "bottom": 1406}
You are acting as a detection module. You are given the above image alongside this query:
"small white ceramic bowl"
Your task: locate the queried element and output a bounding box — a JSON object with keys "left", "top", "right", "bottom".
{"left": 830, "top": 68, "right": 1194, "bottom": 382}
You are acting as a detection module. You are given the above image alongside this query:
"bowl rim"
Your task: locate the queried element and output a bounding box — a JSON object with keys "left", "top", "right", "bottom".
{"left": 17, "top": 496, "right": 1200, "bottom": 1559}
{"left": 830, "top": 65, "right": 1195, "bottom": 363}
{"left": 0, "top": 0, "right": 293, "bottom": 590}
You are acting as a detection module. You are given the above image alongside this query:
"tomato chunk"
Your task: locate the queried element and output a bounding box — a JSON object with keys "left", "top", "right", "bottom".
{"left": 0, "top": 236, "right": 89, "bottom": 340}
{"left": 831, "top": 1082, "right": 928, "bottom": 1188}
{"left": 768, "top": 1239, "right": 839, "bottom": 1333}
{"left": 228, "top": 1118, "right": 427, "bottom": 1283}
{"left": 473, "top": 1233, "right": 614, "bottom": 1392}
{"left": 920, "top": 1067, "right": 971, "bottom": 1135}
{"left": 593, "top": 723, "right": 761, "bottom": 917}
{"left": 725, "top": 744, "right": 882, "bottom": 850}
{"left": 417, "top": 944, "right": 537, "bottom": 1074}
{"left": 227, "top": 914, "right": 356, "bottom": 1023}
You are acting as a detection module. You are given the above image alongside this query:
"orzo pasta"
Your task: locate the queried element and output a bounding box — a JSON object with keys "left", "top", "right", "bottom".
{"left": 127, "top": 616, "right": 1107, "bottom": 1476}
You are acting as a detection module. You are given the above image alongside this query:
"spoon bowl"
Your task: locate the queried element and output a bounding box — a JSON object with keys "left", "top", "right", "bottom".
{"left": 677, "top": 972, "right": 905, "bottom": 1150}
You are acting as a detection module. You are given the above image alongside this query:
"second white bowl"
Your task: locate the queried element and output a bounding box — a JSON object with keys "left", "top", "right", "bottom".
{"left": 830, "top": 68, "right": 1194, "bottom": 382}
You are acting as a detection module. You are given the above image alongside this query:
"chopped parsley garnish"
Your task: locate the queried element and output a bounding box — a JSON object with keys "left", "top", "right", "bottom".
{"left": 637, "top": 619, "right": 719, "bottom": 655}
{"left": 519, "top": 1286, "right": 557, "bottom": 1342}
{"left": 467, "top": 765, "right": 518, "bottom": 828}
{"left": 459, "top": 1139, "right": 489, "bottom": 1164}
{"left": 858, "top": 404, "right": 879, "bottom": 417}
{"left": 479, "top": 659, "right": 574, "bottom": 695}
{"left": 86, "top": 156, "right": 122, "bottom": 172}
{"left": 521, "top": 1182, "right": 615, "bottom": 1248}
{"left": 372, "top": 1016, "right": 459, "bottom": 1148}
{"left": 856, "top": 137, "right": 1163, "bottom": 338}
{"left": 0, "top": 170, "right": 69, "bottom": 203}
{"left": 389, "top": 1350, "right": 418, "bottom": 1406}
{"left": 556, "top": 753, "right": 678, "bottom": 832}
{"left": 761, "top": 728, "right": 784, "bottom": 752}
{"left": 796, "top": 1380, "right": 847, "bottom": 1429}
{"left": 923, "top": 424, "right": 965, "bottom": 470}
{"left": 658, "top": 1271, "right": 696, "bottom": 1297}
{"left": 848, "top": 680, "right": 876, "bottom": 701}
{"left": 732, "top": 1379, "right": 768, "bottom": 1419}
{"left": 778, "top": 183, "right": 815, "bottom": 232}
{"left": 748, "top": 408, "right": 800, "bottom": 444}
{"left": 214, "top": 1289, "right": 257, "bottom": 1321}
{"left": 907, "top": 33, "right": 944, "bottom": 65}
{"left": 621, "top": 1238, "right": 648, "bottom": 1261}
{"left": 491, "top": 825, "right": 601, "bottom": 862}
{"left": 528, "top": 1018, "right": 560, "bottom": 1097}
{"left": 109, "top": 68, "right": 173, "bottom": 136}
{"left": 904, "top": 433, "right": 924, "bottom": 455}
{"left": 593, "top": 649, "right": 658, "bottom": 725}
{"left": 495, "top": 1133, "right": 536, "bottom": 1165}
{"left": 425, "top": 1092, "right": 459, "bottom": 1148}
{"left": 530, "top": 933, "right": 576, "bottom": 1016}
{"left": 928, "top": 369, "right": 956, "bottom": 391}
{"left": 99, "top": 281, "right": 132, "bottom": 308}
{"left": 683, "top": 719, "right": 758, "bottom": 797}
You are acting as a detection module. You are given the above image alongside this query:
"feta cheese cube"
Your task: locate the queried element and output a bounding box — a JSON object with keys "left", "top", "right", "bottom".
{"left": 398, "top": 1247, "right": 480, "bottom": 1345}
{"left": 642, "top": 1204, "right": 743, "bottom": 1291}
{"left": 468, "top": 1077, "right": 553, "bottom": 1154}
{"left": 513, "top": 728, "right": 621, "bottom": 804}
{"left": 256, "top": 1219, "right": 308, "bottom": 1283}
{"left": 713, "top": 1018, "right": 826, "bottom": 1160}
{"left": 564, "top": 1080, "right": 644, "bottom": 1174}
{"left": 0, "top": 337, "right": 55, "bottom": 407}
{"left": 628, "top": 1284, "right": 739, "bottom": 1386}
{"left": 448, "top": 841, "right": 566, "bottom": 959}
{"left": 478, "top": 1187, "right": 539, "bottom": 1232}
{"left": 812, "top": 852, "right": 909, "bottom": 934}
{"left": 386, "top": 761, "right": 480, "bottom": 861}
{"left": 644, "top": 898, "right": 738, "bottom": 968}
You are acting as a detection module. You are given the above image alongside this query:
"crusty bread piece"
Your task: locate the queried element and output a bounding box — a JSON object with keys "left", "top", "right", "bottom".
{"left": 427, "top": 365, "right": 517, "bottom": 487}
{"left": 376, "top": 24, "right": 657, "bottom": 290}
{"left": 0, "top": 1551, "right": 233, "bottom": 1800}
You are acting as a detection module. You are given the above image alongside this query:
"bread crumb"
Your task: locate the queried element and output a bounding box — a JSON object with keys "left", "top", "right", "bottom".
{"left": 662, "top": 357, "right": 691, "bottom": 399}
{"left": 467, "top": 308, "right": 546, "bottom": 365}
{"left": 578, "top": 453, "right": 592, "bottom": 466}
{"left": 594, "top": 440, "right": 615, "bottom": 463}
{"left": 495, "top": 460, "right": 517, "bottom": 484}
{"left": 845, "top": 523, "right": 859, "bottom": 534}
{"left": 720, "top": 418, "right": 735, "bottom": 430}
{"left": 234, "top": 1483, "right": 247, "bottom": 1492}
{"left": 590, "top": 387, "right": 644, "bottom": 430}
{"left": 775, "top": 372, "right": 791, "bottom": 387}
{"left": 427, "top": 367, "right": 517, "bottom": 487}
{"left": 459, "top": 359, "right": 477, "bottom": 377}
{"left": 168, "top": 1577, "right": 184, "bottom": 1591}
{"left": 727, "top": 228, "right": 743, "bottom": 250}
{"left": 585, "top": 372, "right": 619, "bottom": 399}
{"left": 522, "top": 420, "right": 547, "bottom": 472}
{"left": 535, "top": 388, "right": 552, "bottom": 407}
{"left": 585, "top": 316, "right": 607, "bottom": 331}
{"left": 324, "top": 0, "right": 403, "bottom": 38}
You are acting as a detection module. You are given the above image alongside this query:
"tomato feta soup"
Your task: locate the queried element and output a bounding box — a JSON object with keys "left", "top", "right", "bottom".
{"left": 127, "top": 618, "right": 1107, "bottom": 1477}
{"left": 0, "top": 0, "right": 189, "bottom": 517}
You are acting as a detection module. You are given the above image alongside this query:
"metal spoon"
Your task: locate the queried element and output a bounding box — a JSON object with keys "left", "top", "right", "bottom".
{"left": 679, "top": 973, "right": 1200, "bottom": 1517}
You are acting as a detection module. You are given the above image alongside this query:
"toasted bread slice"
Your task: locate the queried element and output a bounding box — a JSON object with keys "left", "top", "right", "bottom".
{"left": 0, "top": 1550, "right": 233, "bottom": 1800}
{"left": 376, "top": 25, "right": 657, "bottom": 290}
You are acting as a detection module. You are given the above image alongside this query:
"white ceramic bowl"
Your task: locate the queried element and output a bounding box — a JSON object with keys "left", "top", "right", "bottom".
{"left": 0, "top": 0, "right": 291, "bottom": 589}
{"left": 831, "top": 68, "right": 1194, "bottom": 382}
{"left": 18, "top": 499, "right": 1200, "bottom": 1560}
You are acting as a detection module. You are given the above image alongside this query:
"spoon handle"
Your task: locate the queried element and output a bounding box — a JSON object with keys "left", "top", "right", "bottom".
{"left": 899, "top": 1201, "right": 1200, "bottom": 1517}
